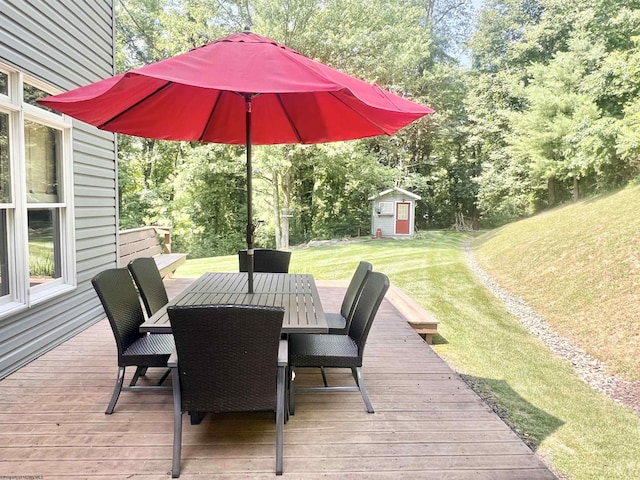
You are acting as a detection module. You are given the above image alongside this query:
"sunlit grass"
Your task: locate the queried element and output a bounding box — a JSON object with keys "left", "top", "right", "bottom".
{"left": 473, "top": 183, "right": 640, "bottom": 382}
{"left": 29, "top": 239, "right": 54, "bottom": 277}
{"left": 174, "top": 229, "right": 640, "bottom": 480}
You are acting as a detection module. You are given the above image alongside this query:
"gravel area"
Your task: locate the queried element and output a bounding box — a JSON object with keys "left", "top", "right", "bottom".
{"left": 465, "top": 244, "right": 640, "bottom": 416}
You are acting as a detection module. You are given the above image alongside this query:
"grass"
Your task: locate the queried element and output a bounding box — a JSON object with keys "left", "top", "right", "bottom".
{"left": 29, "top": 240, "right": 55, "bottom": 277}
{"left": 472, "top": 183, "right": 640, "bottom": 382}
{"left": 175, "top": 227, "right": 640, "bottom": 480}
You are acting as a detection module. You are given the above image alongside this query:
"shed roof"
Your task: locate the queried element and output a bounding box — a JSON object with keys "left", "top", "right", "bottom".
{"left": 368, "top": 186, "right": 421, "bottom": 201}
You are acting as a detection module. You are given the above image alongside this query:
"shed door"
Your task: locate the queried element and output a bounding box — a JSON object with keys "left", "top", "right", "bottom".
{"left": 395, "top": 202, "right": 410, "bottom": 234}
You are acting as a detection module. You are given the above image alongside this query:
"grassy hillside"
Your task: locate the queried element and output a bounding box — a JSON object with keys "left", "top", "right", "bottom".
{"left": 472, "top": 183, "right": 640, "bottom": 382}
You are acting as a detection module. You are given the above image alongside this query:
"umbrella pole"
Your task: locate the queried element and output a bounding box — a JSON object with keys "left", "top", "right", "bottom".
{"left": 245, "top": 96, "right": 254, "bottom": 294}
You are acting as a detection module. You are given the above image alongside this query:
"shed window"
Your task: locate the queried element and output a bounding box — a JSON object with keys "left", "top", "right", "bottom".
{"left": 397, "top": 203, "right": 409, "bottom": 220}
{"left": 0, "top": 63, "right": 75, "bottom": 315}
{"left": 377, "top": 202, "right": 394, "bottom": 215}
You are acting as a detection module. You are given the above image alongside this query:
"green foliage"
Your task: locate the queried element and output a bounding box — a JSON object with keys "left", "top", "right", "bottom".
{"left": 301, "top": 0, "right": 431, "bottom": 86}
{"left": 116, "top": 0, "right": 469, "bottom": 254}
{"left": 468, "top": 0, "right": 640, "bottom": 224}
{"left": 114, "top": 0, "right": 640, "bottom": 251}
{"left": 288, "top": 143, "right": 392, "bottom": 242}
{"left": 29, "top": 254, "right": 54, "bottom": 277}
{"left": 170, "top": 143, "right": 247, "bottom": 257}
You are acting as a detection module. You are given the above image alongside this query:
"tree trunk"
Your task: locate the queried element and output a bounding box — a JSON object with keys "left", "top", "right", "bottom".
{"left": 547, "top": 177, "right": 556, "bottom": 206}
{"left": 273, "top": 172, "right": 282, "bottom": 249}
{"left": 280, "top": 172, "right": 291, "bottom": 249}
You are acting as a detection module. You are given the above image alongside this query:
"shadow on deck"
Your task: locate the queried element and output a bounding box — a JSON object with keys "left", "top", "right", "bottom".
{"left": 0, "top": 278, "right": 557, "bottom": 479}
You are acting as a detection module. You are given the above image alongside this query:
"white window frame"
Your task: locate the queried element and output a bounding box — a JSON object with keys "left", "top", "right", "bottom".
{"left": 377, "top": 201, "right": 394, "bottom": 216}
{"left": 0, "top": 63, "right": 76, "bottom": 317}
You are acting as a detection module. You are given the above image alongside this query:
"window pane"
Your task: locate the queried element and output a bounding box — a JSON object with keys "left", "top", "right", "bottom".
{"left": 28, "top": 208, "right": 61, "bottom": 286}
{"left": 397, "top": 203, "right": 409, "bottom": 220}
{"left": 0, "top": 72, "right": 7, "bottom": 96}
{"left": 23, "top": 83, "right": 46, "bottom": 105}
{"left": 0, "top": 209, "right": 8, "bottom": 296}
{"left": 24, "top": 83, "right": 57, "bottom": 114}
{"left": 0, "top": 112, "right": 9, "bottom": 203}
{"left": 25, "top": 120, "right": 61, "bottom": 203}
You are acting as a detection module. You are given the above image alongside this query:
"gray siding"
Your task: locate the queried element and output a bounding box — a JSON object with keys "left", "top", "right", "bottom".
{"left": 0, "top": 0, "right": 117, "bottom": 378}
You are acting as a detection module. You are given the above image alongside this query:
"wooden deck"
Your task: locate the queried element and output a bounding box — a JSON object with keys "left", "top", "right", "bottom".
{"left": 0, "top": 278, "right": 556, "bottom": 479}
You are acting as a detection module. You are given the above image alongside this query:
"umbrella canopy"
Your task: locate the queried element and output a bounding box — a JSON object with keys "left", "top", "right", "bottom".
{"left": 40, "top": 30, "right": 434, "bottom": 292}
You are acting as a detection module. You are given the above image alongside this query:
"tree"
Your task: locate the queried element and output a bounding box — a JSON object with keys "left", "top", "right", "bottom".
{"left": 468, "top": 0, "right": 640, "bottom": 223}
{"left": 170, "top": 143, "right": 247, "bottom": 256}
{"left": 114, "top": 0, "right": 482, "bottom": 253}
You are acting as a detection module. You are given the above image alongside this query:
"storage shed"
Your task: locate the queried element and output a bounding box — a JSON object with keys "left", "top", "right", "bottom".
{"left": 369, "top": 187, "right": 421, "bottom": 238}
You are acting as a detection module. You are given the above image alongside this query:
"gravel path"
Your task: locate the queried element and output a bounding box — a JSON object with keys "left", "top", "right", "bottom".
{"left": 465, "top": 244, "right": 640, "bottom": 416}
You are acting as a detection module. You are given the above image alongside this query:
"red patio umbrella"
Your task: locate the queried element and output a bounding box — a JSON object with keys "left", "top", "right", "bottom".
{"left": 40, "top": 29, "right": 434, "bottom": 292}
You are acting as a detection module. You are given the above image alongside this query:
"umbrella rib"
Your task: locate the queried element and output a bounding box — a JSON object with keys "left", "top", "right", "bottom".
{"left": 328, "top": 91, "right": 392, "bottom": 136}
{"left": 275, "top": 94, "right": 303, "bottom": 143}
{"left": 97, "top": 80, "right": 173, "bottom": 129}
{"left": 199, "top": 90, "right": 226, "bottom": 141}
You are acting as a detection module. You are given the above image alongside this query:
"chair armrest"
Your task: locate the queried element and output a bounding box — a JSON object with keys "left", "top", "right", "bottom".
{"left": 278, "top": 339, "right": 288, "bottom": 367}
{"left": 168, "top": 349, "right": 178, "bottom": 368}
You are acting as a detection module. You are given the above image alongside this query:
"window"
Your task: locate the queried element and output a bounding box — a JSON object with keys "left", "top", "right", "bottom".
{"left": 0, "top": 63, "right": 75, "bottom": 315}
{"left": 396, "top": 203, "right": 409, "bottom": 221}
{"left": 376, "top": 202, "right": 394, "bottom": 215}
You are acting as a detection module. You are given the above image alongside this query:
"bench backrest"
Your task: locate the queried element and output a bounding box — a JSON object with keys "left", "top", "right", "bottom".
{"left": 119, "top": 227, "right": 164, "bottom": 266}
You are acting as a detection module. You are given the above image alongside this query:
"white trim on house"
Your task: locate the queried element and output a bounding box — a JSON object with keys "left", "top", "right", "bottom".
{"left": 0, "top": 62, "right": 77, "bottom": 316}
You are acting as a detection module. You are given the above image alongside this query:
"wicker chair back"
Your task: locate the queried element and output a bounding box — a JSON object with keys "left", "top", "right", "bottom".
{"left": 92, "top": 268, "right": 146, "bottom": 356}
{"left": 239, "top": 249, "right": 291, "bottom": 273}
{"left": 128, "top": 257, "right": 169, "bottom": 316}
{"left": 348, "top": 271, "right": 390, "bottom": 356}
{"left": 168, "top": 304, "right": 284, "bottom": 413}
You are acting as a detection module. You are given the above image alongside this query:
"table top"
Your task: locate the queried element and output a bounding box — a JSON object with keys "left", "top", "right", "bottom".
{"left": 140, "top": 272, "right": 328, "bottom": 334}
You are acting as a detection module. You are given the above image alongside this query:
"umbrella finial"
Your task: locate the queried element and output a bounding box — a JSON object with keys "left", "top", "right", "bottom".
{"left": 243, "top": 25, "right": 251, "bottom": 33}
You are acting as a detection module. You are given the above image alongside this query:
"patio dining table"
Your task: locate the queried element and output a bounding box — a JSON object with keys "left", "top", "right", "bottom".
{"left": 140, "top": 272, "right": 328, "bottom": 334}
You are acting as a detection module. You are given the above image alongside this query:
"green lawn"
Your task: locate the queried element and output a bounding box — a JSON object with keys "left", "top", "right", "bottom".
{"left": 175, "top": 231, "right": 640, "bottom": 480}
{"left": 473, "top": 183, "right": 640, "bottom": 382}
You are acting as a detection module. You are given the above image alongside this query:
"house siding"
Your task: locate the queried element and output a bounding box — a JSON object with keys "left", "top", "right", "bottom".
{"left": 0, "top": 0, "right": 116, "bottom": 378}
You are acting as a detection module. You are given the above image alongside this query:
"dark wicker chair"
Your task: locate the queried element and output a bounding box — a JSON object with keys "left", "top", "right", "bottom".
{"left": 288, "top": 271, "right": 389, "bottom": 414}
{"left": 91, "top": 268, "right": 174, "bottom": 414}
{"left": 128, "top": 257, "right": 169, "bottom": 317}
{"left": 238, "top": 248, "right": 291, "bottom": 273}
{"left": 325, "top": 261, "right": 373, "bottom": 334}
{"left": 167, "top": 304, "right": 287, "bottom": 477}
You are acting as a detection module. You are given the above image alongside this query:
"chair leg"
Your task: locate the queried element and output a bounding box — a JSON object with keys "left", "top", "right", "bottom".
{"left": 353, "top": 367, "right": 374, "bottom": 414}
{"left": 171, "top": 368, "right": 183, "bottom": 478}
{"left": 284, "top": 367, "right": 290, "bottom": 424}
{"left": 189, "top": 411, "right": 206, "bottom": 425}
{"left": 320, "top": 366, "right": 328, "bottom": 387}
{"left": 288, "top": 368, "right": 296, "bottom": 416}
{"left": 129, "top": 366, "right": 145, "bottom": 386}
{"left": 158, "top": 368, "right": 171, "bottom": 386}
{"left": 105, "top": 366, "right": 126, "bottom": 415}
{"left": 276, "top": 365, "right": 285, "bottom": 475}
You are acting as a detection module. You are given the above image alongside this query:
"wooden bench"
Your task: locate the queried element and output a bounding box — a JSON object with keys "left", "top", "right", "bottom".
{"left": 387, "top": 283, "right": 440, "bottom": 344}
{"left": 118, "top": 226, "right": 187, "bottom": 278}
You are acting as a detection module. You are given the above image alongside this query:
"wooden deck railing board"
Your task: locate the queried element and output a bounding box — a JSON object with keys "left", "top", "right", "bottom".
{"left": 0, "top": 280, "right": 556, "bottom": 479}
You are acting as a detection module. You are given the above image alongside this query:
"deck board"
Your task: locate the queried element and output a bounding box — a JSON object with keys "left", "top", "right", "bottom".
{"left": 0, "top": 279, "right": 556, "bottom": 479}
